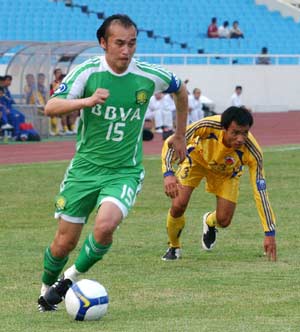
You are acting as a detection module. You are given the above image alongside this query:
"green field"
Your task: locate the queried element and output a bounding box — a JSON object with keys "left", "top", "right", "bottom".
{"left": 1, "top": 145, "right": 299, "bottom": 332}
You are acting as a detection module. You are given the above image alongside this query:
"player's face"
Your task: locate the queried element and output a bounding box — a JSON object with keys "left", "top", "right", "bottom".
{"left": 101, "top": 23, "right": 137, "bottom": 74}
{"left": 223, "top": 121, "right": 249, "bottom": 149}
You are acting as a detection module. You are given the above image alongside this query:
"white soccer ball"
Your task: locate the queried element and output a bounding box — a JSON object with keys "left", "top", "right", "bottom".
{"left": 65, "top": 279, "right": 109, "bottom": 321}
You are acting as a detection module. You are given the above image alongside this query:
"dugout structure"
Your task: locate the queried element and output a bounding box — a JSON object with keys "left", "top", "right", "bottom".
{"left": 1, "top": 41, "right": 100, "bottom": 102}
{"left": 0, "top": 41, "right": 100, "bottom": 137}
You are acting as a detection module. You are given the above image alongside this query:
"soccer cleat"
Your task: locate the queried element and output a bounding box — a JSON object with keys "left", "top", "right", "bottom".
{"left": 37, "top": 296, "right": 58, "bottom": 312}
{"left": 161, "top": 247, "right": 182, "bottom": 261}
{"left": 1, "top": 123, "right": 13, "bottom": 130}
{"left": 42, "top": 276, "right": 73, "bottom": 306}
{"left": 202, "top": 212, "right": 217, "bottom": 251}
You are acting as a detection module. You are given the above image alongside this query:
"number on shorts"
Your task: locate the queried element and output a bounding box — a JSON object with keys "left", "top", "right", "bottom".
{"left": 121, "top": 184, "right": 135, "bottom": 206}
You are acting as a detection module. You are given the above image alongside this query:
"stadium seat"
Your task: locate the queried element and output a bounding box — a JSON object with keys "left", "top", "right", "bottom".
{"left": 1, "top": 0, "right": 300, "bottom": 64}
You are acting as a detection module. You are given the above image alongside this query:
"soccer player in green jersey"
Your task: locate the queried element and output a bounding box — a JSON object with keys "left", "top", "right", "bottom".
{"left": 38, "top": 14, "right": 188, "bottom": 312}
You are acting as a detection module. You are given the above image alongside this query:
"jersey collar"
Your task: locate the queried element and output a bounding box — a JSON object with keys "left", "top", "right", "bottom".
{"left": 101, "top": 55, "right": 135, "bottom": 77}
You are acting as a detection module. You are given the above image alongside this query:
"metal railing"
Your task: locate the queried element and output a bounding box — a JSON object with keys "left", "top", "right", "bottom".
{"left": 134, "top": 53, "right": 300, "bottom": 65}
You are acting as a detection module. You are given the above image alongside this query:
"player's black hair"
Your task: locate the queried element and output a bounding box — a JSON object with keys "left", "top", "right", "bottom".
{"left": 96, "top": 14, "right": 138, "bottom": 43}
{"left": 221, "top": 106, "right": 253, "bottom": 129}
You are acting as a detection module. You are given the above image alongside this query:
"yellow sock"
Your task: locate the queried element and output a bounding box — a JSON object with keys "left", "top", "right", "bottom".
{"left": 63, "top": 125, "right": 68, "bottom": 132}
{"left": 50, "top": 117, "right": 58, "bottom": 133}
{"left": 206, "top": 211, "right": 217, "bottom": 227}
{"left": 166, "top": 210, "right": 185, "bottom": 248}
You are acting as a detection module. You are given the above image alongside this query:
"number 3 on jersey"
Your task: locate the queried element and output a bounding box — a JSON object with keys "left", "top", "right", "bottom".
{"left": 106, "top": 122, "right": 125, "bottom": 141}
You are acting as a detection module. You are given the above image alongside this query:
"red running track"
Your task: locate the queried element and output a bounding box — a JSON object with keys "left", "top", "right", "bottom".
{"left": 0, "top": 112, "right": 299, "bottom": 165}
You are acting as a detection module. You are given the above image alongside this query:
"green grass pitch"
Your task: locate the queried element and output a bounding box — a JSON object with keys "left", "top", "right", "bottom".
{"left": 0, "top": 145, "right": 299, "bottom": 332}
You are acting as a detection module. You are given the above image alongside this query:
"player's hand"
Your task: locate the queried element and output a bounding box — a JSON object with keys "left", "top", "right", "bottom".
{"left": 167, "top": 134, "right": 186, "bottom": 163}
{"left": 164, "top": 175, "right": 181, "bottom": 198}
{"left": 263, "top": 235, "right": 277, "bottom": 261}
{"left": 85, "top": 88, "right": 110, "bottom": 107}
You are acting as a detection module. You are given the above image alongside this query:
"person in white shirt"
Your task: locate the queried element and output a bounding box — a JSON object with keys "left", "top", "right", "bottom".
{"left": 218, "top": 21, "right": 230, "bottom": 38}
{"left": 230, "top": 86, "right": 243, "bottom": 107}
{"left": 162, "top": 93, "right": 176, "bottom": 130}
{"left": 146, "top": 92, "right": 174, "bottom": 133}
{"left": 188, "top": 88, "right": 204, "bottom": 124}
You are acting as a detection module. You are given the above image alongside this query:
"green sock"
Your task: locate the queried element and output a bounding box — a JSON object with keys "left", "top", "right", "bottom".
{"left": 42, "top": 247, "right": 68, "bottom": 286}
{"left": 75, "top": 233, "right": 112, "bottom": 273}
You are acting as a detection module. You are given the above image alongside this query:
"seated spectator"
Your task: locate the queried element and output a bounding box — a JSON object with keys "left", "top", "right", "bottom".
{"left": 0, "top": 76, "right": 4, "bottom": 87}
{"left": 207, "top": 17, "right": 219, "bottom": 38}
{"left": 218, "top": 21, "right": 230, "bottom": 38}
{"left": 48, "top": 68, "right": 66, "bottom": 135}
{"left": 56, "top": 74, "right": 78, "bottom": 135}
{"left": 2, "top": 75, "right": 16, "bottom": 105}
{"left": 145, "top": 92, "right": 175, "bottom": 138}
{"left": 24, "top": 73, "right": 37, "bottom": 104}
{"left": 0, "top": 86, "right": 25, "bottom": 137}
{"left": 37, "top": 73, "right": 48, "bottom": 107}
{"left": 256, "top": 47, "right": 271, "bottom": 65}
{"left": 230, "top": 21, "right": 244, "bottom": 39}
{"left": 50, "top": 68, "right": 63, "bottom": 95}
{"left": 0, "top": 103, "right": 12, "bottom": 130}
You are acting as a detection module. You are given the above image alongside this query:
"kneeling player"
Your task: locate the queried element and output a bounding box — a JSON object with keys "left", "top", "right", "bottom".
{"left": 161, "top": 106, "right": 276, "bottom": 261}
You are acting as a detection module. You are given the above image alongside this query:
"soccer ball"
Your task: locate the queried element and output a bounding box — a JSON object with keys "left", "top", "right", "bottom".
{"left": 65, "top": 279, "right": 109, "bottom": 321}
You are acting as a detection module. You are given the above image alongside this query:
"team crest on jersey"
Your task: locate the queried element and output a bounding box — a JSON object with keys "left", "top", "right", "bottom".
{"left": 54, "top": 83, "right": 67, "bottom": 95}
{"left": 55, "top": 195, "right": 66, "bottom": 210}
{"left": 225, "top": 156, "right": 235, "bottom": 165}
{"left": 135, "top": 90, "right": 148, "bottom": 105}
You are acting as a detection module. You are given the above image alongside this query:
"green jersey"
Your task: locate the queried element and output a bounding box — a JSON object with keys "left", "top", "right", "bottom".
{"left": 53, "top": 56, "right": 181, "bottom": 167}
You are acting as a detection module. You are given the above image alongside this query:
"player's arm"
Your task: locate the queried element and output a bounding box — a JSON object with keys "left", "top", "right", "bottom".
{"left": 161, "top": 136, "right": 180, "bottom": 198}
{"left": 247, "top": 148, "right": 277, "bottom": 261}
{"left": 45, "top": 88, "right": 109, "bottom": 116}
{"left": 168, "top": 83, "right": 188, "bottom": 163}
{"left": 162, "top": 122, "right": 207, "bottom": 198}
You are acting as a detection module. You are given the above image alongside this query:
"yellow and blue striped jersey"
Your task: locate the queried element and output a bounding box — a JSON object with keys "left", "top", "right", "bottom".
{"left": 162, "top": 115, "right": 276, "bottom": 233}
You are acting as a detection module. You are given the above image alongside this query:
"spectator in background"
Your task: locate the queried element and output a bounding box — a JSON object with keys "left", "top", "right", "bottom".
{"left": 162, "top": 93, "right": 176, "bottom": 139}
{"left": 49, "top": 69, "right": 65, "bottom": 136}
{"left": 2, "top": 75, "right": 16, "bottom": 104}
{"left": 218, "top": 21, "right": 231, "bottom": 38}
{"left": 256, "top": 47, "right": 271, "bottom": 65}
{"left": 230, "top": 21, "right": 244, "bottom": 39}
{"left": 230, "top": 86, "right": 243, "bottom": 107}
{"left": 37, "top": 73, "right": 48, "bottom": 107}
{"left": 0, "top": 86, "right": 25, "bottom": 137}
{"left": 188, "top": 88, "right": 204, "bottom": 124}
{"left": 0, "top": 76, "right": 4, "bottom": 88}
{"left": 50, "top": 68, "right": 63, "bottom": 95}
{"left": 24, "top": 73, "right": 48, "bottom": 108}
{"left": 24, "top": 73, "right": 38, "bottom": 105}
{"left": 57, "top": 74, "right": 78, "bottom": 135}
{"left": 207, "top": 17, "right": 219, "bottom": 38}
{"left": 146, "top": 92, "right": 167, "bottom": 133}
{"left": 0, "top": 93, "right": 13, "bottom": 131}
